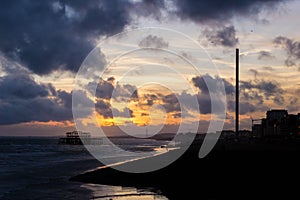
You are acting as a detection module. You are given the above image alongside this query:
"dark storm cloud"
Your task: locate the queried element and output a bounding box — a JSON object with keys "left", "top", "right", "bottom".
{"left": 192, "top": 75, "right": 212, "bottom": 94}
{"left": 194, "top": 91, "right": 228, "bottom": 115}
{"left": 274, "top": 36, "right": 300, "bottom": 67}
{"left": 173, "top": 0, "right": 285, "bottom": 23}
{"left": 90, "top": 77, "right": 138, "bottom": 118}
{"left": 0, "top": 74, "right": 49, "bottom": 99}
{"left": 230, "top": 101, "right": 269, "bottom": 116}
{"left": 134, "top": 0, "right": 165, "bottom": 19}
{"left": 0, "top": 0, "right": 132, "bottom": 75}
{"left": 138, "top": 35, "right": 169, "bottom": 49}
{"left": 203, "top": 26, "right": 239, "bottom": 47}
{"left": 94, "top": 78, "right": 114, "bottom": 100}
{"left": 240, "top": 80, "right": 285, "bottom": 105}
{"left": 191, "top": 75, "right": 234, "bottom": 114}
{"left": 162, "top": 94, "right": 180, "bottom": 113}
{"left": 258, "top": 51, "right": 274, "bottom": 60}
{"left": 0, "top": 0, "right": 287, "bottom": 75}
{"left": 192, "top": 74, "right": 234, "bottom": 95}
{"left": 95, "top": 99, "right": 113, "bottom": 118}
{"left": 0, "top": 73, "right": 93, "bottom": 125}
{"left": 91, "top": 78, "right": 138, "bottom": 102}
{"left": 196, "top": 93, "right": 213, "bottom": 114}
{"left": 192, "top": 75, "right": 284, "bottom": 114}
{"left": 95, "top": 98, "right": 134, "bottom": 119}
{"left": 0, "top": 97, "right": 68, "bottom": 125}
{"left": 113, "top": 83, "right": 138, "bottom": 101}
{"left": 241, "top": 90, "right": 263, "bottom": 105}
{"left": 228, "top": 101, "right": 255, "bottom": 114}
{"left": 57, "top": 90, "right": 72, "bottom": 108}
{"left": 112, "top": 107, "right": 134, "bottom": 118}
{"left": 241, "top": 80, "right": 284, "bottom": 98}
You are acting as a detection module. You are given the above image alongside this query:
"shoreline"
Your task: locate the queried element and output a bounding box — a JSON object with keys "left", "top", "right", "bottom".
{"left": 81, "top": 146, "right": 173, "bottom": 174}
{"left": 71, "top": 139, "right": 300, "bottom": 199}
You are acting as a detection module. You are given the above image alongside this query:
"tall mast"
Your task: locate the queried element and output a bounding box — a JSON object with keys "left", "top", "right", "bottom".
{"left": 236, "top": 48, "right": 239, "bottom": 139}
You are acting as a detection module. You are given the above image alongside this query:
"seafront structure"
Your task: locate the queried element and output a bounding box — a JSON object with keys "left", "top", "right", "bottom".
{"left": 252, "top": 110, "right": 300, "bottom": 138}
{"left": 58, "top": 131, "right": 102, "bottom": 145}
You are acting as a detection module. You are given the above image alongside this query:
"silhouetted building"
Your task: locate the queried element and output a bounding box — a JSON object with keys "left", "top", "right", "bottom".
{"left": 265, "top": 110, "right": 288, "bottom": 137}
{"left": 288, "top": 114, "right": 298, "bottom": 136}
{"left": 298, "top": 113, "right": 300, "bottom": 134}
{"left": 252, "top": 110, "right": 300, "bottom": 138}
{"left": 252, "top": 124, "right": 263, "bottom": 138}
{"left": 295, "top": 113, "right": 300, "bottom": 135}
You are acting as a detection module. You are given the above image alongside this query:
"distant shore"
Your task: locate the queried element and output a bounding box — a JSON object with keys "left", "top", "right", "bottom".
{"left": 71, "top": 139, "right": 300, "bottom": 199}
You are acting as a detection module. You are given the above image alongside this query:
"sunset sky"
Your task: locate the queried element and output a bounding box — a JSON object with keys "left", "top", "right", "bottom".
{"left": 0, "top": 0, "right": 300, "bottom": 136}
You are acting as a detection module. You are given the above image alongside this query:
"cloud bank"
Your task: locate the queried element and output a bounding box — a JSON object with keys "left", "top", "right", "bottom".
{"left": 0, "top": 0, "right": 287, "bottom": 75}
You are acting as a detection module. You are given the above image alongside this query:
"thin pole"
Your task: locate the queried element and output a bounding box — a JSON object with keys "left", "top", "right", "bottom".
{"left": 236, "top": 48, "right": 239, "bottom": 139}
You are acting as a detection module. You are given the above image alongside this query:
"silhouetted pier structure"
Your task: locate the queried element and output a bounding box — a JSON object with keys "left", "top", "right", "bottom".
{"left": 59, "top": 131, "right": 102, "bottom": 145}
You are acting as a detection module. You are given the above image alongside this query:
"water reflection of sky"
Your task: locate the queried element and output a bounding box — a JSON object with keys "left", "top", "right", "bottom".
{"left": 81, "top": 183, "right": 168, "bottom": 200}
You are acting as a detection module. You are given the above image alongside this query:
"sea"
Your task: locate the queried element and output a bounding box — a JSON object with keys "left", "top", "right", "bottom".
{"left": 0, "top": 137, "right": 169, "bottom": 200}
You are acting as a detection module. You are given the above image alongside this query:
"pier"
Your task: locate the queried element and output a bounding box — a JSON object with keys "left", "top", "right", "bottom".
{"left": 58, "top": 131, "right": 102, "bottom": 145}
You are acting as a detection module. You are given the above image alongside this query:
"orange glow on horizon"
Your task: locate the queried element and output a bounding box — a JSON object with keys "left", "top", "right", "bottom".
{"left": 21, "top": 120, "right": 74, "bottom": 127}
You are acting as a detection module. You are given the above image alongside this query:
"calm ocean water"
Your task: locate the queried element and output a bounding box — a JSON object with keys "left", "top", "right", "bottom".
{"left": 0, "top": 137, "right": 168, "bottom": 200}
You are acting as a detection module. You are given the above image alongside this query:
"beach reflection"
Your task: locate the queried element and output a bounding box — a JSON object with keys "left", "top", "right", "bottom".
{"left": 81, "top": 183, "right": 168, "bottom": 200}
